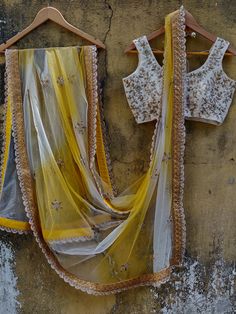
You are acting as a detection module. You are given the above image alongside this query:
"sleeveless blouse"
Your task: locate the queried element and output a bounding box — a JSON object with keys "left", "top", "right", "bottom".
{"left": 123, "top": 36, "right": 236, "bottom": 125}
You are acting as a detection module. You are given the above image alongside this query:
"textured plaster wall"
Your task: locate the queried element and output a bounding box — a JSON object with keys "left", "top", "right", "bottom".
{"left": 0, "top": 0, "right": 235, "bottom": 313}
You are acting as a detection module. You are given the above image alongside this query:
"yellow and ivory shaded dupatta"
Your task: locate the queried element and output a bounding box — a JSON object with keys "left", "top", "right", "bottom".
{"left": 0, "top": 8, "right": 186, "bottom": 295}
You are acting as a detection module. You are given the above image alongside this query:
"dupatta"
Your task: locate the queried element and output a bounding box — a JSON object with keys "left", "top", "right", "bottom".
{"left": 0, "top": 8, "right": 186, "bottom": 294}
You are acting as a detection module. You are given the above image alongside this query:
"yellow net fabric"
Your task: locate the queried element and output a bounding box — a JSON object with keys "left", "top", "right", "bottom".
{"left": 0, "top": 8, "right": 186, "bottom": 294}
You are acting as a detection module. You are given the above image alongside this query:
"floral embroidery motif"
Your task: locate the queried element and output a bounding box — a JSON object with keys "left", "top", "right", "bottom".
{"left": 162, "top": 152, "right": 171, "bottom": 162}
{"left": 75, "top": 121, "right": 86, "bottom": 134}
{"left": 68, "top": 74, "right": 76, "bottom": 83}
{"left": 120, "top": 263, "right": 129, "bottom": 272}
{"left": 56, "top": 158, "right": 65, "bottom": 168}
{"left": 107, "top": 255, "right": 119, "bottom": 278}
{"left": 51, "top": 200, "right": 62, "bottom": 211}
{"left": 41, "top": 76, "right": 49, "bottom": 87}
{"left": 123, "top": 36, "right": 163, "bottom": 124}
{"left": 123, "top": 36, "right": 236, "bottom": 126}
{"left": 152, "top": 168, "right": 159, "bottom": 179}
{"left": 57, "top": 76, "right": 64, "bottom": 86}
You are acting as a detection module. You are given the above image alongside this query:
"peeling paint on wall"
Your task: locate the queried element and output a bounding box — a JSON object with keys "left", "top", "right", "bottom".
{"left": 0, "top": 241, "right": 20, "bottom": 314}
{"left": 151, "top": 258, "right": 236, "bottom": 313}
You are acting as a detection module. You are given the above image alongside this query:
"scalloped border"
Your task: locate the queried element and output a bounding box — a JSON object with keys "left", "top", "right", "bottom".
{"left": 84, "top": 46, "right": 98, "bottom": 170}
{"left": 0, "top": 225, "right": 29, "bottom": 234}
{"left": 0, "top": 71, "right": 8, "bottom": 190}
{"left": 84, "top": 46, "right": 105, "bottom": 197}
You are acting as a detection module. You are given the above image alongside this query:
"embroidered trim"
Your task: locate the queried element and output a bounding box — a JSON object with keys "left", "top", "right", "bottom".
{"left": 0, "top": 225, "right": 29, "bottom": 234}
{"left": 0, "top": 70, "right": 8, "bottom": 190}
{"left": 48, "top": 235, "right": 94, "bottom": 245}
{"left": 170, "top": 7, "right": 186, "bottom": 265}
{"left": 84, "top": 46, "right": 98, "bottom": 169}
{"left": 83, "top": 46, "right": 104, "bottom": 196}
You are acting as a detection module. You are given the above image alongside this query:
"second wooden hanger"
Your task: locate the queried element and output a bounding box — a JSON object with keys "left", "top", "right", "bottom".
{"left": 125, "top": 8, "right": 236, "bottom": 56}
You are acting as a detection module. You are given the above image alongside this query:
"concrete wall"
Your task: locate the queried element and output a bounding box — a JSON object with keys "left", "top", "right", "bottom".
{"left": 0, "top": 0, "right": 235, "bottom": 312}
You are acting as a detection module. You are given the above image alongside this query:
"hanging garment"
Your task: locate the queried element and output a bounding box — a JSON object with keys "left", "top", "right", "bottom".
{"left": 0, "top": 46, "right": 115, "bottom": 234}
{"left": 0, "top": 8, "right": 186, "bottom": 295}
{"left": 123, "top": 36, "right": 236, "bottom": 125}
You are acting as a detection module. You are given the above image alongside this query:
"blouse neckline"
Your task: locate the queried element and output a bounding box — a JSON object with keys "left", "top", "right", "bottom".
{"left": 141, "top": 36, "right": 231, "bottom": 77}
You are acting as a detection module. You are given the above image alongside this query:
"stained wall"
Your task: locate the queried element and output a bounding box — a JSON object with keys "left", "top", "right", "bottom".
{"left": 0, "top": 0, "right": 235, "bottom": 313}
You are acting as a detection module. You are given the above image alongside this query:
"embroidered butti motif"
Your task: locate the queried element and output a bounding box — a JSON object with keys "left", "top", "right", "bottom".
{"left": 56, "top": 158, "right": 65, "bottom": 169}
{"left": 123, "top": 36, "right": 163, "bottom": 124}
{"left": 185, "top": 38, "right": 236, "bottom": 124}
{"left": 51, "top": 200, "right": 63, "bottom": 211}
{"left": 123, "top": 36, "right": 236, "bottom": 126}
{"left": 57, "top": 76, "right": 65, "bottom": 86}
{"left": 74, "top": 121, "right": 86, "bottom": 134}
{"left": 40, "top": 76, "right": 49, "bottom": 87}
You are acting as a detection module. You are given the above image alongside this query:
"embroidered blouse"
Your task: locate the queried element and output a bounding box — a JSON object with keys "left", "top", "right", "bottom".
{"left": 123, "top": 36, "right": 236, "bottom": 125}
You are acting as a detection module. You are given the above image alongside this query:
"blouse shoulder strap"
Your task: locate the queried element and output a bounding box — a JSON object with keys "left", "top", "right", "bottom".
{"left": 133, "top": 36, "right": 156, "bottom": 62}
{"left": 208, "top": 37, "right": 230, "bottom": 64}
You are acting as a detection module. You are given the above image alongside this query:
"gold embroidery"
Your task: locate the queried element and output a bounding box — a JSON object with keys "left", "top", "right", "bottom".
{"left": 170, "top": 8, "right": 186, "bottom": 265}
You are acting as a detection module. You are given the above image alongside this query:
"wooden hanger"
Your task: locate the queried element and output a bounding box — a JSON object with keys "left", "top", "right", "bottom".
{"left": 125, "top": 8, "right": 236, "bottom": 56}
{"left": 0, "top": 6, "right": 105, "bottom": 53}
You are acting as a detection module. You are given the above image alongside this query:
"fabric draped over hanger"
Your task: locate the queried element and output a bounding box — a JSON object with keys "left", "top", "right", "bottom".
{"left": 0, "top": 8, "right": 186, "bottom": 295}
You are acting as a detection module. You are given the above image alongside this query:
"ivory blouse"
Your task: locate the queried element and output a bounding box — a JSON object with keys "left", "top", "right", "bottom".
{"left": 123, "top": 36, "right": 236, "bottom": 125}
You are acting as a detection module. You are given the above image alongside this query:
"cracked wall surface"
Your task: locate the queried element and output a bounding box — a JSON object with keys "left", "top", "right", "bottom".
{"left": 0, "top": 0, "right": 235, "bottom": 313}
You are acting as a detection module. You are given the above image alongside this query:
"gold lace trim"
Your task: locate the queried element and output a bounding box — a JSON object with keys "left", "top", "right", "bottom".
{"left": 0, "top": 71, "right": 8, "bottom": 191}
{"left": 170, "top": 7, "right": 186, "bottom": 265}
{"left": 84, "top": 46, "right": 98, "bottom": 169}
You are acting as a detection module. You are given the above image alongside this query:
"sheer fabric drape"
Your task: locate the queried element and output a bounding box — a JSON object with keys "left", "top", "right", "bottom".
{"left": 0, "top": 8, "right": 186, "bottom": 294}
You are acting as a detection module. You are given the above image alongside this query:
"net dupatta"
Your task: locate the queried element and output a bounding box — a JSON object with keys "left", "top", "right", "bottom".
{"left": 1, "top": 7, "right": 186, "bottom": 295}
{"left": 0, "top": 46, "right": 115, "bottom": 234}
